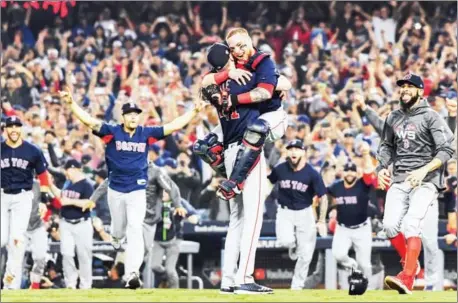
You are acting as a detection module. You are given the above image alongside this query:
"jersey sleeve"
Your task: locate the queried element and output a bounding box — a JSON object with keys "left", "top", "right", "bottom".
{"left": 94, "top": 123, "right": 117, "bottom": 138}
{"left": 312, "top": 171, "right": 327, "bottom": 197}
{"left": 327, "top": 183, "right": 336, "bottom": 198}
{"left": 267, "top": 166, "right": 279, "bottom": 184}
{"left": 33, "top": 146, "right": 49, "bottom": 175}
{"left": 255, "top": 58, "right": 278, "bottom": 89}
{"left": 80, "top": 181, "right": 94, "bottom": 200}
{"left": 145, "top": 126, "right": 165, "bottom": 144}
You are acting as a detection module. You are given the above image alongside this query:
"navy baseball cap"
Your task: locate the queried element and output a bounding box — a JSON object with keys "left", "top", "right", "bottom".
{"left": 64, "top": 159, "right": 82, "bottom": 170}
{"left": 343, "top": 162, "right": 357, "bottom": 172}
{"left": 396, "top": 73, "right": 424, "bottom": 89}
{"left": 362, "top": 117, "right": 370, "bottom": 126}
{"left": 121, "top": 102, "right": 142, "bottom": 115}
{"left": 286, "top": 139, "right": 306, "bottom": 150}
{"left": 207, "top": 43, "right": 230, "bottom": 71}
{"left": 297, "top": 115, "right": 311, "bottom": 125}
{"left": 5, "top": 116, "right": 22, "bottom": 127}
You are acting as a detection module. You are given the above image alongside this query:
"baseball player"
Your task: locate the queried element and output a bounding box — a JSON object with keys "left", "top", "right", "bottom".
{"left": 376, "top": 73, "right": 454, "bottom": 294}
{"left": 49, "top": 159, "right": 95, "bottom": 289}
{"left": 354, "top": 94, "right": 451, "bottom": 290}
{"left": 1, "top": 116, "right": 51, "bottom": 289}
{"left": 196, "top": 30, "right": 293, "bottom": 293}
{"left": 6, "top": 180, "right": 49, "bottom": 290}
{"left": 198, "top": 29, "right": 291, "bottom": 201}
{"left": 267, "top": 139, "right": 328, "bottom": 290}
{"left": 327, "top": 149, "right": 376, "bottom": 283}
{"left": 59, "top": 88, "right": 203, "bottom": 289}
{"left": 196, "top": 46, "right": 281, "bottom": 294}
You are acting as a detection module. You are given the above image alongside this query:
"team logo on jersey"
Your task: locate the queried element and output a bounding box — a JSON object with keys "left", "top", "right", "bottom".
{"left": 336, "top": 196, "right": 358, "bottom": 205}
{"left": 115, "top": 141, "right": 147, "bottom": 152}
{"left": 1, "top": 158, "right": 29, "bottom": 169}
{"left": 279, "top": 180, "right": 309, "bottom": 192}
{"left": 62, "top": 189, "right": 81, "bottom": 199}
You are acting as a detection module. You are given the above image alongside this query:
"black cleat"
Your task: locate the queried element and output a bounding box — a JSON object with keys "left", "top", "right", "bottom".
{"left": 234, "top": 283, "right": 273, "bottom": 295}
{"left": 219, "top": 286, "right": 235, "bottom": 294}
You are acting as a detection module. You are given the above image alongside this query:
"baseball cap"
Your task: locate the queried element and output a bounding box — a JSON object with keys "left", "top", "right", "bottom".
{"left": 64, "top": 159, "right": 82, "bottom": 170}
{"left": 286, "top": 139, "right": 306, "bottom": 150}
{"left": 297, "top": 115, "right": 311, "bottom": 125}
{"left": 447, "top": 176, "right": 458, "bottom": 190}
{"left": 164, "top": 158, "right": 178, "bottom": 169}
{"left": 362, "top": 117, "right": 370, "bottom": 126}
{"left": 121, "top": 102, "right": 142, "bottom": 115}
{"left": 207, "top": 43, "right": 230, "bottom": 71}
{"left": 396, "top": 73, "right": 424, "bottom": 89}
{"left": 343, "top": 162, "right": 357, "bottom": 172}
{"left": 5, "top": 116, "right": 22, "bottom": 127}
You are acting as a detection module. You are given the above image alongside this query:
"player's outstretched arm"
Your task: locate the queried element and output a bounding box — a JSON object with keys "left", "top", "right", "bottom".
{"left": 163, "top": 100, "right": 205, "bottom": 136}
{"left": 375, "top": 118, "right": 395, "bottom": 173}
{"left": 59, "top": 88, "right": 102, "bottom": 132}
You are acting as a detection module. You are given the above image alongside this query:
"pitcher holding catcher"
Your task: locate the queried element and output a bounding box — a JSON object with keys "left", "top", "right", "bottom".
{"left": 376, "top": 73, "right": 454, "bottom": 294}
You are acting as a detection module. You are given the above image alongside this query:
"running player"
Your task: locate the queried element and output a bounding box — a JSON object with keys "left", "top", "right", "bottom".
{"left": 49, "top": 159, "right": 95, "bottom": 289}
{"left": 267, "top": 139, "right": 328, "bottom": 290}
{"left": 59, "top": 88, "right": 204, "bottom": 289}
{"left": 377, "top": 73, "right": 454, "bottom": 294}
{"left": 1, "top": 116, "right": 51, "bottom": 289}
{"left": 327, "top": 144, "right": 376, "bottom": 282}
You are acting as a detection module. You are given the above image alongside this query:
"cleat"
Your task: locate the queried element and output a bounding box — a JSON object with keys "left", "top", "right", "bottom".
{"left": 234, "top": 283, "right": 273, "bottom": 295}
{"left": 424, "top": 285, "right": 434, "bottom": 291}
{"left": 125, "top": 272, "right": 143, "bottom": 290}
{"left": 219, "top": 286, "right": 235, "bottom": 294}
{"left": 385, "top": 272, "right": 414, "bottom": 295}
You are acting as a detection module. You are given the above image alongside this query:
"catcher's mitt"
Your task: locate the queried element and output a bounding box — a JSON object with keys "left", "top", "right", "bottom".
{"left": 201, "top": 84, "right": 222, "bottom": 107}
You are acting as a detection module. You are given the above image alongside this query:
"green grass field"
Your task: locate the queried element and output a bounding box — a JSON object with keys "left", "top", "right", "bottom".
{"left": 0, "top": 289, "right": 456, "bottom": 302}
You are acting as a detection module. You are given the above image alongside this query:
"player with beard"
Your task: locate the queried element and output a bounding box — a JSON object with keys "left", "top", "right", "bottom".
{"left": 267, "top": 139, "right": 327, "bottom": 290}
{"left": 327, "top": 142, "right": 376, "bottom": 284}
{"left": 376, "top": 73, "right": 454, "bottom": 294}
{"left": 1, "top": 116, "right": 51, "bottom": 289}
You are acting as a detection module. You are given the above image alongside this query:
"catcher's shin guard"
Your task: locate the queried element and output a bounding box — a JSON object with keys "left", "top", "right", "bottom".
{"left": 193, "top": 133, "right": 226, "bottom": 177}
{"left": 229, "top": 118, "right": 269, "bottom": 188}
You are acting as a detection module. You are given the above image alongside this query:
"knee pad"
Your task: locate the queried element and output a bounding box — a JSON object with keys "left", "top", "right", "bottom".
{"left": 228, "top": 119, "right": 269, "bottom": 187}
{"left": 192, "top": 133, "right": 226, "bottom": 177}
{"left": 243, "top": 119, "right": 270, "bottom": 148}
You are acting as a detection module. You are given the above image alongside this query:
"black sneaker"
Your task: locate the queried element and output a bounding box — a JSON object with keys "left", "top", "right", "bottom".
{"left": 220, "top": 286, "right": 235, "bottom": 294}
{"left": 234, "top": 283, "right": 273, "bottom": 295}
{"left": 125, "top": 272, "right": 143, "bottom": 289}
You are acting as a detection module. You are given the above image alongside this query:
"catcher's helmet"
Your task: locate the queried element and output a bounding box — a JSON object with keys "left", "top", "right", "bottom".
{"left": 348, "top": 268, "right": 368, "bottom": 295}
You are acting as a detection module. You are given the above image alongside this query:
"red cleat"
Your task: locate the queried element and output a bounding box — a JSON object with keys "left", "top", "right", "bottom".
{"left": 400, "top": 259, "right": 421, "bottom": 277}
{"left": 385, "top": 271, "right": 414, "bottom": 295}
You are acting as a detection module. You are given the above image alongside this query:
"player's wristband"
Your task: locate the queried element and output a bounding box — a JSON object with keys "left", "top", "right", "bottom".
{"left": 235, "top": 92, "right": 253, "bottom": 104}
{"left": 214, "top": 70, "right": 229, "bottom": 85}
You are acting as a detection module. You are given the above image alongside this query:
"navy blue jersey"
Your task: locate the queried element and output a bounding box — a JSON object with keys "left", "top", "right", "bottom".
{"left": 61, "top": 179, "right": 94, "bottom": 220}
{"left": 327, "top": 179, "right": 371, "bottom": 226}
{"left": 268, "top": 162, "right": 326, "bottom": 210}
{"left": 1, "top": 140, "right": 48, "bottom": 191}
{"left": 94, "top": 123, "right": 165, "bottom": 193}
{"left": 219, "top": 79, "right": 260, "bottom": 146}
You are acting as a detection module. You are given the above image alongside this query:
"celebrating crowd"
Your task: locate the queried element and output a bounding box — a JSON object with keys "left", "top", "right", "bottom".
{"left": 1, "top": 1, "right": 457, "bottom": 290}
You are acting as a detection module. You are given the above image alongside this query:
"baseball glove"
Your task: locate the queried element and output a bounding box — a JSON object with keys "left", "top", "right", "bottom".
{"left": 201, "top": 84, "right": 222, "bottom": 108}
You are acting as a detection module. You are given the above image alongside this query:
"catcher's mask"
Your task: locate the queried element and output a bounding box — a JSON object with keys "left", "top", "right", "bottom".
{"left": 348, "top": 268, "right": 368, "bottom": 295}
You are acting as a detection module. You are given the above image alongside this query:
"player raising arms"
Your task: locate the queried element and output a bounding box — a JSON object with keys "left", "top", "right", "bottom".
{"left": 59, "top": 88, "right": 205, "bottom": 289}
{"left": 377, "top": 73, "right": 454, "bottom": 294}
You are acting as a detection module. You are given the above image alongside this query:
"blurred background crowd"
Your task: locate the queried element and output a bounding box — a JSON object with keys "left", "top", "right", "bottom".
{"left": 1, "top": 1, "right": 457, "bottom": 289}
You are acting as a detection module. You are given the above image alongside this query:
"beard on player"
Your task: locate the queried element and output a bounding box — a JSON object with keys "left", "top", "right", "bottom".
{"left": 343, "top": 171, "right": 357, "bottom": 186}
{"left": 399, "top": 87, "right": 421, "bottom": 110}
{"left": 5, "top": 125, "right": 22, "bottom": 144}
{"left": 286, "top": 148, "right": 305, "bottom": 170}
